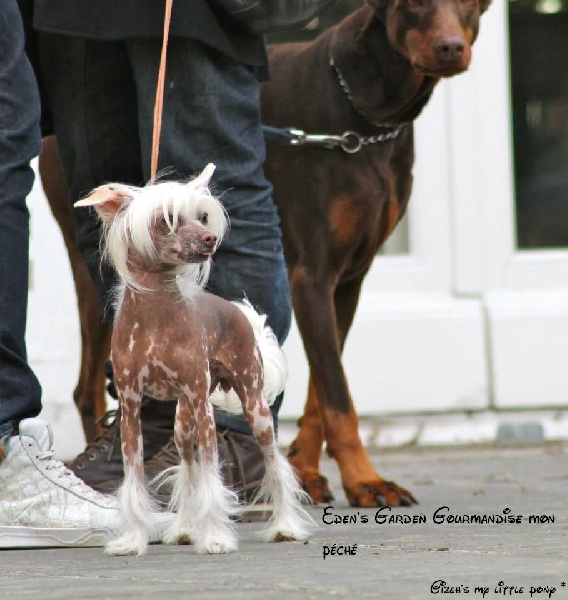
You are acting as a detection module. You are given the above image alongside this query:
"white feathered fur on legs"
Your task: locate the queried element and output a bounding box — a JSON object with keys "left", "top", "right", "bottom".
{"left": 255, "top": 445, "right": 315, "bottom": 542}
{"left": 105, "top": 465, "right": 161, "bottom": 556}
{"left": 161, "top": 457, "right": 240, "bottom": 554}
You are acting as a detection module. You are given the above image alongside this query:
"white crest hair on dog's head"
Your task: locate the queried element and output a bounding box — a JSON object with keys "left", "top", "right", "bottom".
{"left": 91, "top": 165, "right": 227, "bottom": 293}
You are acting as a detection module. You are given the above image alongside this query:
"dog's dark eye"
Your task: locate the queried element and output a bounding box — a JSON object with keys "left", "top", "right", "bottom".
{"left": 159, "top": 214, "right": 174, "bottom": 231}
{"left": 200, "top": 212, "right": 209, "bottom": 225}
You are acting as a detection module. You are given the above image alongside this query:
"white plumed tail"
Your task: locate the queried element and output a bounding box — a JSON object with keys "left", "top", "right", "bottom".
{"left": 209, "top": 299, "right": 287, "bottom": 414}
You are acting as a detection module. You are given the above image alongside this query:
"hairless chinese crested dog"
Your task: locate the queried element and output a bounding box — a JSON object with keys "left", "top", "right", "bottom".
{"left": 75, "top": 164, "right": 313, "bottom": 556}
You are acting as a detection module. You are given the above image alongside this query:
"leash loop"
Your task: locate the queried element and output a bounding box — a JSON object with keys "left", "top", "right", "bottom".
{"left": 340, "top": 132, "right": 362, "bottom": 153}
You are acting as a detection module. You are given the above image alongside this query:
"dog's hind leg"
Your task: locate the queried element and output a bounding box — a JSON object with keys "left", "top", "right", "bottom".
{"left": 165, "top": 391, "right": 239, "bottom": 554}
{"left": 106, "top": 393, "right": 156, "bottom": 556}
{"left": 239, "top": 389, "right": 314, "bottom": 542}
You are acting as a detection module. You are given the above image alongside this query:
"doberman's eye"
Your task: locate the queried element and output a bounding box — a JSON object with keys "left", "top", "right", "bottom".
{"left": 200, "top": 212, "right": 209, "bottom": 225}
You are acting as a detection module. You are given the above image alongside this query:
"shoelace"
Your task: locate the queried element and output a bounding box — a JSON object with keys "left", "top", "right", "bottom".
{"left": 70, "top": 409, "right": 120, "bottom": 467}
{"left": 32, "top": 444, "right": 115, "bottom": 504}
{"left": 147, "top": 437, "right": 179, "bottom": 470}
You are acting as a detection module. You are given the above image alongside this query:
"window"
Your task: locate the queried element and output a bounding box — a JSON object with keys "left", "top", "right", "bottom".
{"left": 509, "top": 0, "right": 568, "bottom": 248}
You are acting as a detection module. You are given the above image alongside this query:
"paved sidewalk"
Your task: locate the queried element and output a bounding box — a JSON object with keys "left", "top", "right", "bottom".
{"left": 1, "top": 443, "right": 567, "bottom": 600}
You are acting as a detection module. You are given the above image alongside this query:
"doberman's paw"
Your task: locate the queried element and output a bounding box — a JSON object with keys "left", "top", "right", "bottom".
{"left": 345, "top": 480, "right": 418, "bottom": 508}
{"left": 300, "top": 473, "right": 335, "bottom": 505}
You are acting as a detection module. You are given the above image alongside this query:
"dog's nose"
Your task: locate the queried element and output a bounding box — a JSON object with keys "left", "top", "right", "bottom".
{"left": 201, "top": 232, "right": 217, "bottom": 247}
{"left": 434, "top": 36, "right": 465, "bottom": 62}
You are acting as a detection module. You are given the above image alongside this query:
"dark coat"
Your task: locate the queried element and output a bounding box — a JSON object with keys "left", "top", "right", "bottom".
{"left": 32, "top": 0, "right": 267, "bottom": 68}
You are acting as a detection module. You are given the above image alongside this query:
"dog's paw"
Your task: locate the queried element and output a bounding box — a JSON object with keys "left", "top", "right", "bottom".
{"left": 162, "top": 525, "right": 195, "bottom": 546}
{"left": 195, "top": 532, "right": 238, "bottom": 554}
{"left": 346, "top": 479, "right": 418, "bottom": 508}
{"left": 269, "top": 526, "right": 310, "bottom": 542}
{"left": 262, "top": 511, "right": 315, "bottom": 543}
{"left": 105, "top": 532, "right": 148, "bottom": 556}
{"left": 289, "top": 467, "right": 334, "bottom": 504}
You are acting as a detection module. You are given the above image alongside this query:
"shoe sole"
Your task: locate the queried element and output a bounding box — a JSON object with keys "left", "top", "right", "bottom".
{"left": 0, "top": 526, "right": 114, "bottom": 549}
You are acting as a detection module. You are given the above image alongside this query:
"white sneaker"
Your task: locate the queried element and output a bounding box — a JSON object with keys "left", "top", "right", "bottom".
{"left": 0, "top": 418, "right": 120, "bottom": 548}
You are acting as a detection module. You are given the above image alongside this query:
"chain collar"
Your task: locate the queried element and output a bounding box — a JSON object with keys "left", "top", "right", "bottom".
{"left": 329, "top": 53, "right": 406, "bottom": 141}
{"left": 261, "top": 52, "right": 407, "bottom": 154}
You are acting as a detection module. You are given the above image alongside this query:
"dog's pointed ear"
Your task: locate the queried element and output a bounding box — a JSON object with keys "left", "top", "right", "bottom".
{"left": 74, "top": 184, "right": 134, "bottom": 221}
{"left": 185, "top": 163, "right": 216, "bottom": 193}
{"left": 479, "top": 0, "right": 492, "bottom": 13}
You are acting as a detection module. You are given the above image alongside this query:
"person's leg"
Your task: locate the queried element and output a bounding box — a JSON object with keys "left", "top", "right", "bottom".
{"left": 37, "top": 34, "right": 143, "bottom": 312}
{"left": 36, "top": 35, "right": 175, "bottom": 487}
{"left": 127, "top": 38, "right": 292, "bottom": 433}
{"left": 41, "top": 33, "right": 292, "bottom": 430}
{"left": 0, "top": 0, "right": 42, "bottom": 438}
{"left": 127, "top": 39, "right": 291, "bottom": 509}
{"left": 0, "top": 2, "right": 120, "bottom": 549}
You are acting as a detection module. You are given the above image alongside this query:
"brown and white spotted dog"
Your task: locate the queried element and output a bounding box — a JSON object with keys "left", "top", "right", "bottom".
{"left": 75, "top": 164, "right": 313, "bottom": 556}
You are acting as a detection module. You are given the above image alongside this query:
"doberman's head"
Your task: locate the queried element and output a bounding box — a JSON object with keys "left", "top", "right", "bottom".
{"left": 368, "top": 0, "right": 491, "bottom": 77}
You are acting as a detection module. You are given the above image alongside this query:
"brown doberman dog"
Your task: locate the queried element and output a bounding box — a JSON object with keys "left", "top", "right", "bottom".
{"left": 260, "top": 0, "right": 490, "bottom": 507}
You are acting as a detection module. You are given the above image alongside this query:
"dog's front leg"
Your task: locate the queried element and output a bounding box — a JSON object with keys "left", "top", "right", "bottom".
{"left": 106, "top": 391, "right": 156, "bottom": 556}
{"left": 166, "top": 392, "right": 239, "bottom": 554}
{"left": 161, "top": 396, "right": 198, "bottom": 546}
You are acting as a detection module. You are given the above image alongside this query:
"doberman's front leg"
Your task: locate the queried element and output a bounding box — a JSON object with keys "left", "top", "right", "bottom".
{"left": 166, "top": 387, "right": 239, "bottom": 554}
{"left": 291, "top": 273, "right": 416, "bottom": 507}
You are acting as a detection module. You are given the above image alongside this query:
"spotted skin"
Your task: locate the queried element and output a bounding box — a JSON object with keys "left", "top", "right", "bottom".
{"left": 82, "top": 175, "right": 313, "bottom": 556}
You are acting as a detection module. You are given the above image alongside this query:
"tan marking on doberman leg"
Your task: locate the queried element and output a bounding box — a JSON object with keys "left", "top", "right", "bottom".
{"left": 323, "top": 408, "right": 416, "bottom": 507}
{"left": 329, "top": 194, "right": 361, "bottom": 247}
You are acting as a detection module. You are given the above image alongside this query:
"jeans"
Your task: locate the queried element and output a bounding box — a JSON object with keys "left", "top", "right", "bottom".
{"left": 39, "top": 35, "right": 291, "bottom": 435}
{"left": 0, "top": 0, "right": 42, "bottom": 438}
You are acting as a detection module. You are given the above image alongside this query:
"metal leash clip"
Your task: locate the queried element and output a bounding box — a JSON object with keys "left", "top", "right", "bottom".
{"left": 287, "top": 129, "right": 347, "bottom": 150}
{"left": 262, "top": 125, "right": 404, "bottom": 153}
{"left": 287, "top": 129, "right": 385, "bottom": 153}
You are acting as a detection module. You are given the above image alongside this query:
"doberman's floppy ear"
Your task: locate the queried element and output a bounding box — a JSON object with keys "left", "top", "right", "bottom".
{"left": 479, "top": 0, "right": 492, "bottom": 13}
{"left": 74, "top": 183, "right": 134, "bottom": 222}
